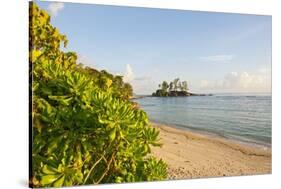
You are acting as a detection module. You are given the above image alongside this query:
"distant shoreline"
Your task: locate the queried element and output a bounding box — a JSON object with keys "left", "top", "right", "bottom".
{"left": 133, "top": 92, "right": 272, "bottom": 98}
{"left": 130, "top": 95, "right": 151, "bottom": 100}
{"left": 150, "top": 121, "right": 271, "bottom": 179}
{"left": 131, "top": 93, "right": 213, "bottom": 100}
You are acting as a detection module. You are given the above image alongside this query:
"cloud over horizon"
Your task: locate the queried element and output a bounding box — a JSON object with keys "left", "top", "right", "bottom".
{"left": 199, "top": 69, "right": 271, "bottom": 93}
{"left": 123, "top": 64, "right": 134, "bottom": 83}
{"left": 122, "top": 64, "right": 155, "bottom": 94}
{"left": 48, "top": 2, "right": 64, "bottom": 16}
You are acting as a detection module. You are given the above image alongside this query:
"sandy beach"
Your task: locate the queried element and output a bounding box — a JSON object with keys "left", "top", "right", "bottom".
{"left": 151, "top": 122, "right": 271, "bottom": 180}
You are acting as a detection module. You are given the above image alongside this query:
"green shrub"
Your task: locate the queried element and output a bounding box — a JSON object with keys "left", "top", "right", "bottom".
{"left": 30, "top": 2, "right": 167, "bottom": 187}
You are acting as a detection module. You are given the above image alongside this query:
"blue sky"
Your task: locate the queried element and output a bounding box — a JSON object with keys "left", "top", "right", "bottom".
{"left": 37, "top": 1, "right": 272, "bottom": 94}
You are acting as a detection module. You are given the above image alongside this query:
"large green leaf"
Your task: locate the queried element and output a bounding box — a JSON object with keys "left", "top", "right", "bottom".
{"left": 40, "top": 174, "right": 61, "bottom": 185}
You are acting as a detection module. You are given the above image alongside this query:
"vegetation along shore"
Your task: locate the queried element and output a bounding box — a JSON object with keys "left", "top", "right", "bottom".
{"left": 30, "top": 3, "right": 166, "bottom": 187}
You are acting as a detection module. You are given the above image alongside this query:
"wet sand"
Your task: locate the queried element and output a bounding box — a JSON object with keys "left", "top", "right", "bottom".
{"left": 150, "top": 122, "right": 271, "bottom": 180}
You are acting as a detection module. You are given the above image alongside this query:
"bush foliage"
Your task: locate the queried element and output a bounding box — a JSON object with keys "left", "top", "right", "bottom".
{"left": 30, "top": 3, "right": 167, "bottom": 187}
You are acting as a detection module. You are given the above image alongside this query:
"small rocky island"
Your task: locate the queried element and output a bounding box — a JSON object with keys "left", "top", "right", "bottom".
{"left": 152, "top": 78, "right": 211, "bottom": 97}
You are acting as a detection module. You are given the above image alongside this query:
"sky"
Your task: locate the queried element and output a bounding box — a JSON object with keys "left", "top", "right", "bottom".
{"left": 37, "top": 1, "right": 272, "bottom": 95}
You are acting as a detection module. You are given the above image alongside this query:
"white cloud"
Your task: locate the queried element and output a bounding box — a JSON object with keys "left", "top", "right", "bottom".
{"left": 121, "top": 64, "right": 154, "bottom": 94}
{"left": 123, "top": 64, "right": 134, "bottom": 83}
{"left": 199, "top": 70, "right": 271, "bottom": 93}
{"left": 132, "top": 80, "right": 156, "bottom": 95}
{"left": 199, "top": 54, "right": 234, "bottom": 62}
{"left": 48, "top": 2, "right": 64, "bottom": 17}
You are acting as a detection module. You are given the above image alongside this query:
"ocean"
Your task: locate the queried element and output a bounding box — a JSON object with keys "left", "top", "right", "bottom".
{"left": 135, "top": 94, "right": 272, "bottom": 147}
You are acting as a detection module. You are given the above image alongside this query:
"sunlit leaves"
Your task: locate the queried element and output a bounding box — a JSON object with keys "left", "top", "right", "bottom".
{"left": 41, "top": 174, "right": 61, "bottom": 185}
{"left": 42, "top": 165, "right": 58, "bottom": 175}
{"left": 30, "top": 2, "right": 167, "bottom": 188}
{"left": 31, "top": 50, "right": 42, "bottom": 63}
{"left": 48, "top": 95, "right": 73, "bottom": 106}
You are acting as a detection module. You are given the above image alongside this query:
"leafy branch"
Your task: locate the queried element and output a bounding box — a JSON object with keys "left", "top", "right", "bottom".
{"left": 30, "top": 2, "right": 167, "bottom": 187}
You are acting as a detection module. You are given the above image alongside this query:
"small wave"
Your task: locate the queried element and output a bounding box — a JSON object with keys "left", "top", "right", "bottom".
{"left": 142, "top": 104, "right": 156, "bottom": 107}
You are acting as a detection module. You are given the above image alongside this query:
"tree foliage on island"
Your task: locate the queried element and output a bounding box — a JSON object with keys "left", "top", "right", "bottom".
{"left": 30, "top": 3, "right": 167, "bottom": 187}
{"left": 152, "top": 78, "right": 189, "bottom": 97}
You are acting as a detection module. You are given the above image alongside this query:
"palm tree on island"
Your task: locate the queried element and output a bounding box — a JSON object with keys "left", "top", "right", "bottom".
{"left": 152, "top": 78, "right": 210, "bottom": 97}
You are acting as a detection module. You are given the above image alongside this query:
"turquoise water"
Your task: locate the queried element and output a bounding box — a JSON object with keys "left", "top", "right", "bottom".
{"left": 135, "top": 94, "right": 272, "bottom": 147}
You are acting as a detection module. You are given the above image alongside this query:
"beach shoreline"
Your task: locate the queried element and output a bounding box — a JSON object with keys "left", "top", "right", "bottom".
{"left": 150, "top": 122, "right": 271, "bottom": 180}
{"left": 150, "top": 120, "right": 271, "bottom": 149}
